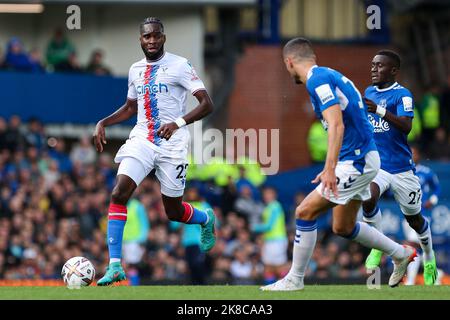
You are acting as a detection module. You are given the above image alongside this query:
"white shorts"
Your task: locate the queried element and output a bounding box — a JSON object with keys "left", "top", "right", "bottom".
{"left": 315, "top": 151, "right": 380, "bottom": 205}
{"left": 262, "top": 239, "right": 288, "bottom": 266}
{"left": 373, "top": 169, "right": 422, "bottom": 215}
{"left": 115, "top": 137, "right": 188, "bottom": 197}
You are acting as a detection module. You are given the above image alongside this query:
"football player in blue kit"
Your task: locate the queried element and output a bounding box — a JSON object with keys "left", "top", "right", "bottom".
{"left": 261, "top": 39, "right": 416, "bottom": 291}
{"left": 362, "top": 50, "right": 438, "bottom": 285}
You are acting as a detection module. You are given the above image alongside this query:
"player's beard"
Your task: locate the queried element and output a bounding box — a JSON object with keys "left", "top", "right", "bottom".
{"left": 142, "top": 44, "right": 165, "bottom": 61}
{"left": 294, "top": 75, "right": 302, "bottom": 84}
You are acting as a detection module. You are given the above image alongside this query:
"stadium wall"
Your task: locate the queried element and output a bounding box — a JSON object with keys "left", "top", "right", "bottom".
{"left": 227, "top": 44, "right": 404, "bottom": 171}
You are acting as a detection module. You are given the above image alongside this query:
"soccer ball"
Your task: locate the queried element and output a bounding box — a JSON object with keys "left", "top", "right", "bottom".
{"left": 61, "top": 256, "right": 96, "bottom": 289}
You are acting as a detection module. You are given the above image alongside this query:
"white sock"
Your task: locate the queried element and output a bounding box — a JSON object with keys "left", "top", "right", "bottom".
{"left": 110, "top": 258, "right": 121, "bottom": 264}
{"left": 417, "top": 219, "right": 434, "bottom": 262}
{"left": 362, "top": 206, "right": 383, "bottom": 231}
{"left": 350, "top": 222, "right": 406, "bottom": 260}
{"left": 287, "top": 219, "right": 317, "bottom": 281}
{"left": 405, "top": 254, "right": 421, "bottom": 285}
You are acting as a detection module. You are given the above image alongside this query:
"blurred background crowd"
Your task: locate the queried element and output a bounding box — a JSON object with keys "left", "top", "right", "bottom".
{"left": 1, "top": 0, "right": 449, "bottom": 286}
{"left": 0, "top": 115, "right": 379, "bottom": 285}
{"left": 0, "top": 28, "right": 111, "bottom": 76}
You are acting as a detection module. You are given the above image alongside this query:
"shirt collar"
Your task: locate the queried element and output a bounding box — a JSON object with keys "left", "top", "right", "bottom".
{"left": 374, "top": 81, "right": 398, "bottom": 92}
{"left": 307, "top": 65, "right": 318, "bottom": 80}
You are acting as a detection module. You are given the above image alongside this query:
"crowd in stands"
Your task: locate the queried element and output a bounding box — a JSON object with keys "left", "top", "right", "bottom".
{"left": 0, "top": 28, "right": 111, "bottom": 76}
{"left": 0, "top": 116, "right": 378, "bottom": 285}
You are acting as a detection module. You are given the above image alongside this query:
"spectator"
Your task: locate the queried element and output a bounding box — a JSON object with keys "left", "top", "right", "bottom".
{"left": 4, "top": 115, "right": 25, "bottom": 152}
{"left": 23, "top": 117, "right": 46, "bottom": 151}
{"left": 251, "top": 186, "right": 288, "bottom": 284}
{"left": 54, "top": 51, "right": 83, "bottom": 73}
{"left": 0, "top": 117, "right": 7, "bottom": 151}
{"left": 122, "top": 197, "right": 149, "bottom": 284}
{"left": 28, "top": 48, "right": 46, "bottom": 73}
{"left": 48, "top": 138, "right": 73, "bottom": 174}
{"left": 233, "top": 184, "right": 264, "bottom": 226}
{"left": 70, "top": 135, "right": 97, "bottom": 165}
{"left": 427, "top": 127, "right": 450, "bottom": 161}
{"left": 230, "top": 247, "right": 254, "bottom": 284}
{"left": 419, "top": 84, "right": 441, "bottom": 154}
{"left": 3, "top": 37, "right": 33, "bottom": 72}
{"left": 170, "top": 187, "right": 210, "bottom": 285}
{"left": 46, "top": 28, "right": 75, "bottom": 71}
{"left": 307, "top": 120, "right": 327, "bottom": 163}
{"left": 85, "top": 49, "right": 111, "bottom": 76}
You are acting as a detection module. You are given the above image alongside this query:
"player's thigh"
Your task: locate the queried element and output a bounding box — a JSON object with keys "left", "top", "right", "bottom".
{"left": 296, "top": 189, "right": 335, "bottom": 220}
{"left": 115, "top": 137, "right": 156, "bottom": 186}
{"left": 315, "top": 151, "right": 379, "bottom": 206}
{"left": 332, "top": 200, "right": 361, "bottom": 234}
{"left": 117, "top": 157, "right": 152, "bottom": 188}
{"left": 391, "top": 170, "right": 422, "bottom": 215}
{"left": 154, "top": 150, "right": 189, "bottom": 198}
{"left": 372, "top": 169, "right": 392, "bottom": 197}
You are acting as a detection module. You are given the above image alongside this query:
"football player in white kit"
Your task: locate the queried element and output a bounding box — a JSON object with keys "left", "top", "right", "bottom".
{"left": 93, "top": 17, "right": 216, "bottom": 286}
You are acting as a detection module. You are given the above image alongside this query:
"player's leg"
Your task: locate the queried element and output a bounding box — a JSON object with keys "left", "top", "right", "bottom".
{"left": 156, "top": 153, "right": 215, "bottom": 252}
{"left": 98, "top": 158, "right": 147, "bottom": 286}
{"left": 405, "top": 254, "right": 422, "bottom": 285}
{"left": 161, "top": 193, "right": 215, "bottom": 251}
{"left": 393, "top": 171, "right": 437, "bottom": 285}
{"left": 333, "top": 200, "right": 416, "bottom": 287}
{"left": 361, "top": 170, "right": 391, "bottom": 269}
{"left": 260, "top": 189, "right": 334, "bottom": 291}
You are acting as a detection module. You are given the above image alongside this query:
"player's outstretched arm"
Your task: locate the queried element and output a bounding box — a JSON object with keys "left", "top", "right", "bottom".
{"left": 93, "top": 98, "right": 138, "bottom": 152}
{"left": 364, "top": 97, "right": 412, "bottom": 134}
{"left": 312, "top": 104, "right": 344, "bottom": 199}
{"left": 157, "top": 90, "right": 214, "bottom": 140}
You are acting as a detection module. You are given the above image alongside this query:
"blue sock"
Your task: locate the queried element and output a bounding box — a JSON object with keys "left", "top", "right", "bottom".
{"left": 181, "top": 202, "right": 208, "bottom": 225}
{"left": 107, "top": 219, "right": 126, "bottom": 260}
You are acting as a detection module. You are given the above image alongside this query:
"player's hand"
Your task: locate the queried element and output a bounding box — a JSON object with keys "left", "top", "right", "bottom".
{"left": 157, "top": 122, "right": 178, "bottom": 140}
{"left": 363, "top": 97, "right": 377, "bottom": 113}
{"left": 312, "top": 168, "right": 338, "bottom": 199}
{"left": 93, "top": 121, "right": 107, "bottom": 152}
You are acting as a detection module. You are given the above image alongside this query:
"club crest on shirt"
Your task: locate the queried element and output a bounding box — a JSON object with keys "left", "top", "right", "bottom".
{"left": 368, "top": 114, "right": 390, "bottom": 133}
{"left": 378, "top": 99, "right": 387, "bottom": 109}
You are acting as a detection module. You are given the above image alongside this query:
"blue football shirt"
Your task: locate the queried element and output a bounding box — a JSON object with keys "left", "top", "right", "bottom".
{"left": 364, "top": 82, "right": 415, "bottom": 174}
{"left": 306, "top": 66, "right": 377, "bottom": 172}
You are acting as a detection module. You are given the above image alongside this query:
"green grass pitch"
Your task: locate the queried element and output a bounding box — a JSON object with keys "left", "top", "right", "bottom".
{"left": 0, "top": 285, "right": 449, "bottom": 300}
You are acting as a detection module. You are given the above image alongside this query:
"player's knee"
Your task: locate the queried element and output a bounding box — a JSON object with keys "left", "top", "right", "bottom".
{"left": 362, "top": 196, "right": 377, "bottom": 213}
{"left": 332, "top": 223, "right": 354, "bottom": 237}
{"left": 295, "top": 202, "right": 315, "bottom": 220}
{"left": 111, "top": 185, "right": 131, "bottom": 205}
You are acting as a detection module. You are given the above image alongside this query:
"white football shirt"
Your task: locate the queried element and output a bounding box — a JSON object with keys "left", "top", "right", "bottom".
{"left": 127, "top": 52, "right": 206, "bottom": 151}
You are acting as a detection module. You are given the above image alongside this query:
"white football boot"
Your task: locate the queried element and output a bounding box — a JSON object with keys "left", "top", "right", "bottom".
{"left": 389, "top": 245, "right": 417, "bottom": 287}
{"left": 260, "top": 276, "right": 304, "bottom": 291}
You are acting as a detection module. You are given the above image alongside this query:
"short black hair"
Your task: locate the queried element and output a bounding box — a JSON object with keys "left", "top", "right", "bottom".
{"left": 140, "top": 17, "right": 164, "bottom": 33}
{"left": 376, "top": 49, "right": 401, "bottom": 69}
{"left": 283, "top": 37, "right": 315, "bottom": 61}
